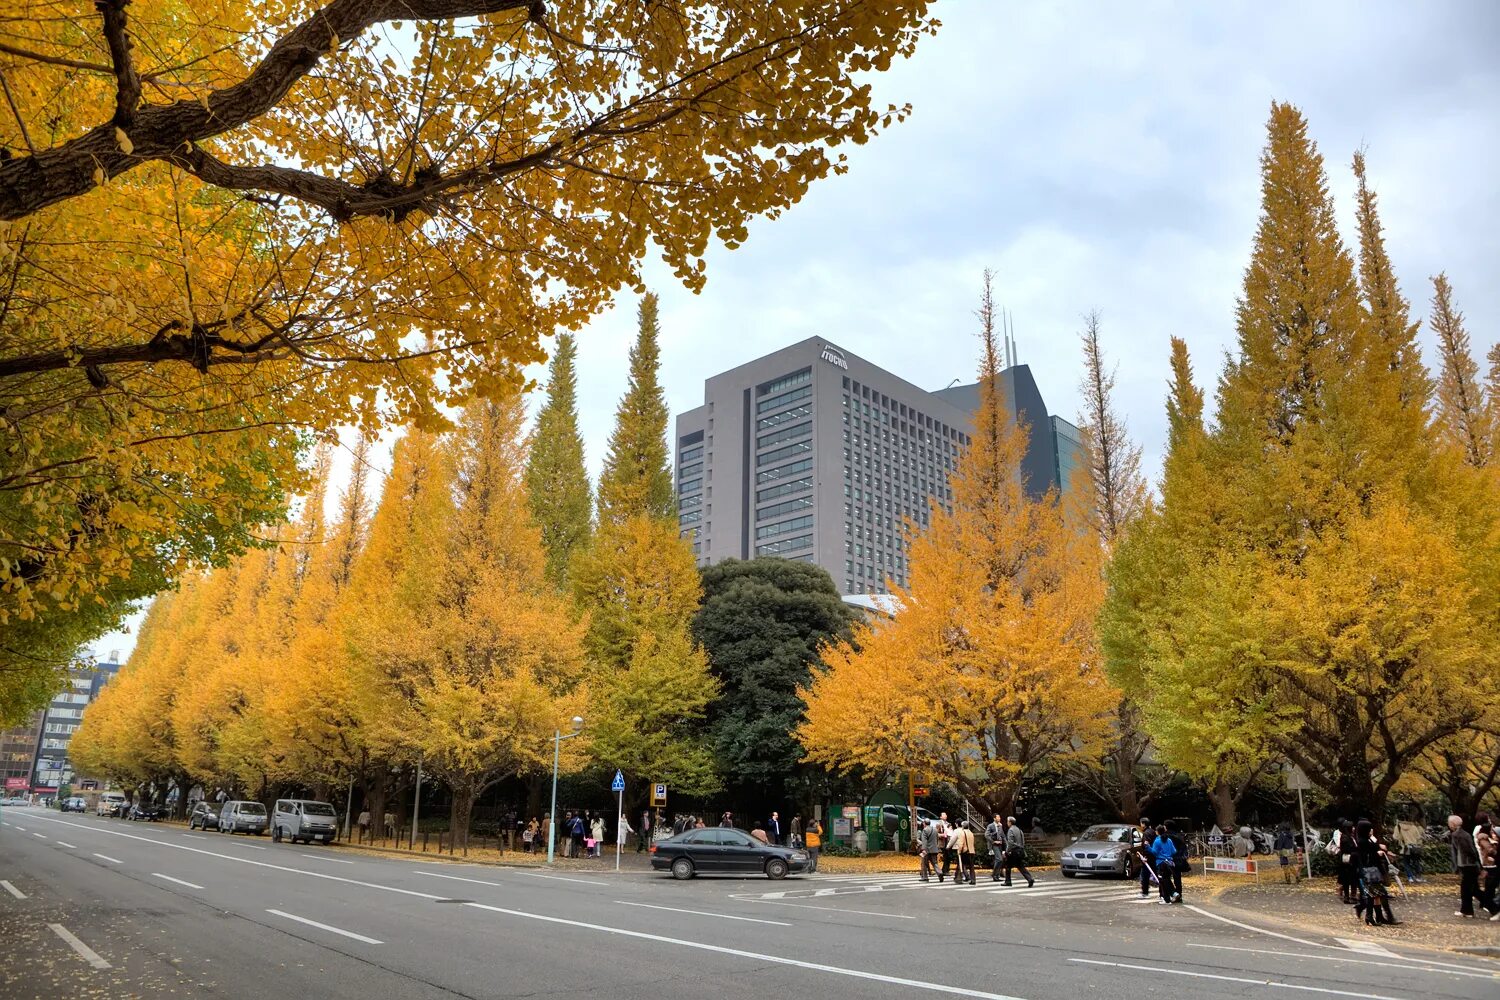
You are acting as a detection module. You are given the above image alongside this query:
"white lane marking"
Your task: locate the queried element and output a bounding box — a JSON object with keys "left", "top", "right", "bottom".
{"left": 413, "top": 870, "right": 504, "bottom": 888}
{"left": 182, "top": 834, "right": 207, "bottom": 840}
{"left": 1183, "top": 903, "right": 1326, "bottom": 948}
{"left": 466, "top": 901, "right": 1024, "bottom": 999}
{"left": 14, "top": 825, "right": 25, "bottom": 831}
{"left": 48, "top": 923, "right": 111, "bottom": 969}
{"left": 729, "top": 897, "right": 915, "bottom": 919}
{"left": 1, "top": 879, "right": 26, "bottom": 899}
{"left": 152, "top": 873, "right": 204, "bottom": 890}
{"left": 1186, "top": 944, "right": 1499, "bottom": 981}
{"left": 31, "top": 814, "right": 443, "bottom": 902}
{"left": 238, "top": 844, "right": 268, "bottom": 850}
{"left": 55, "top": 841, "right": 77, "bottom": 849}
{"left": 1336, "top": 938, "right": 1397, "bottom": 957}
{"left": 301, "top": 853, "right": 354, "bottom": 864}
{"left": 1185, "top": 902, "right": 1499, "bottom": 974}
{"left": 515, "top": 871, "right": 608, "bottom": 886}
{"left": 615, "top": 900, "right": 791, "bottom": 926}
{"left": 92, "top": 853, "right": 122, "bottom": 864}
{"left": 266, "top": 909, "right": 382, "bottom": 945}
{"left": 32, "top": 832, "right": 46, "bottom": 839}
{"left": 1068, "top": 959, "right": 1406, "bottom": 1000}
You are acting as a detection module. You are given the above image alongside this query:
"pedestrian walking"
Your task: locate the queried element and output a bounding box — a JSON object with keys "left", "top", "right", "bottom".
{"left": 1448, "top": 814, "right": 1497, "bottom": 919}
{"left": 1003, "top": 816, "right": 1034, "bottom": 887}
{"left": 591, "top": 814, "right": 606, "bottom": 858}
{"left": 357, "top": 808, "right": 371, "bottom": 843}
{"left": 945, "top": 822, "right": 975, "bottom": 885}
{"left": 383, "top": 810, "right": 396, "bottom": 840}
{"left": 1477, "top": 815, "right": 1499, "bottom": 913}
{"left": 805, "top": 818, "right": 823, "bottom": 872}
{"left": 790, "top": 815, "right": 803, "bottom": 849}
{"left": 1134, "top": 817, "right": 1157, "bottom": 897}
{"left": 720, "top": 811, "right": 734, "bottom": 829}
{"left": 918, "top": 818, "right": 942, "bottom": 882}
{"left": 1391, "top": 818, "right": 1424, "bottom": 883}
{"left": 1352, "top": 819, "right": 1399, "bottom": 926}
{"left": 985, "top": 814, "right": 1006, "bottom": 882}
{"left": 1328, "top": 818, "right": 1357, "bottom": 905}
{"left": 1274, "top": 822, "right": 1299, "bottom": 884}
{"left": 1164, "top": 819, "right": 1187, "bottom": 903}
{"left": 523, "top": 817, "right": 538, "bottom": 853}
{"left": 767, "top": 811, "right": 782, "bottom": 845}
{"left": 637, "top": 810, "right": 652, "bottom": 852}
{"left": 569, "top": 811, "right": 586, "bottom": 858}
{"left": 750, "top": 822, "right": 770, "bottom": 845}
{"left": 542, "top": 812, "right": 552, "bottom": 855}
{"left": 1150, "top": 824, "right": 1179, "bottom": 904}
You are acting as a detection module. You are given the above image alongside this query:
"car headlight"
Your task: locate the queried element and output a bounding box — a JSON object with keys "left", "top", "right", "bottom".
{"left": 1061, "top": 851, "right": 1074, "bottom": 859}
{"left": 1100, "top": 849, "right": 1124, "bottom": 859}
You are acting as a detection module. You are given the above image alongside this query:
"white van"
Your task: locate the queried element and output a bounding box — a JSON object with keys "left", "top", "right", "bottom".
{"left": 96, "top": 792, "right": 126, "bottom": 817}
{"left": 271, "top": 799, "right": 338, "bottom": 845}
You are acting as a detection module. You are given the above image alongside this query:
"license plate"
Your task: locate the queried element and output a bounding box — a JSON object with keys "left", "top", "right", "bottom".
{"left": 1079, "top": 859, "right": 1094, "bottom": 869}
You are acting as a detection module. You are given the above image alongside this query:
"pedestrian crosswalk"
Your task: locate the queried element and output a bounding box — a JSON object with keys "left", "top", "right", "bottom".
{"left": 747, "top": 871, "right": 1161, "bottom": 904}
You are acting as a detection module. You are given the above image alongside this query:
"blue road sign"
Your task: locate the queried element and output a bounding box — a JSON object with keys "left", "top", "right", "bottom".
{"left": 611, "top": 770, "right": 625, "bottom": 793}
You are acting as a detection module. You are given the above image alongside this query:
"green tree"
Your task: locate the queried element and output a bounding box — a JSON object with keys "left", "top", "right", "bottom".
{"left": 1102, "top": 105, "right": 1498, "bottom": 821}
{"left": 693, "top": 558, "right": 855, "bottom": 808}
{"left": 596, "top": 294, "right": 674, "bottom": 526}
{"left": 526, "top": 333, "right": 594, "bottom": 587}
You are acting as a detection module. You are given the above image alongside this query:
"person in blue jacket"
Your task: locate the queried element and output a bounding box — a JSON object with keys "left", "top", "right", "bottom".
{"left": 1151, "top": 824, "right": 1180, "bottom": 904}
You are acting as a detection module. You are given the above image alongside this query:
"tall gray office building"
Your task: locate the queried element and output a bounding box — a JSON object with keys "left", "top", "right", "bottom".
{"left": 673, "top": 337, "right": 1078, "bottom": 596}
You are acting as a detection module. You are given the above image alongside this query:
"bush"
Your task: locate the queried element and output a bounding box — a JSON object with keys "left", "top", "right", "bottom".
{"left": 1306, "top": 842, "right": 1450, "bottom": 878}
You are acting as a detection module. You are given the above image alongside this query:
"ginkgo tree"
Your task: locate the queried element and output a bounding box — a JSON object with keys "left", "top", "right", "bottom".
{"left": 0, "top": 0, "right": 939, "bottom": 721}
{"left": 799, "top": 274, "right": 1117, "bottom": 818}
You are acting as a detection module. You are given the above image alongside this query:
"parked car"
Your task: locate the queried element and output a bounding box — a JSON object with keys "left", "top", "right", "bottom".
{"left": 218, "top": 800, "right": 268, "bottom": 836}
{"left": 128, "top": 802, "right": 163, "bottom": 821}
{"left": 650, "top": 827, "right": 810, "bottom": 880}
{"left": 272, "top": 799, "right": 338, "bottom": 844}
{"left": 96, "top": 792, "right": 126, "bottom": 817}
{"left": 59, "top": 796, "right": 88, "bottom": 813}
{"left": 188, "top": 801, "right": 220, "bottom": 830}
{"left": 1059, "top": 823, "right": 1139, "bottom": 878}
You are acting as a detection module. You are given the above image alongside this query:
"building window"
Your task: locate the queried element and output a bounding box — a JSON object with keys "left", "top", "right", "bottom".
{"left": 756, "top": 441, "right": 812, "bottom": 466}
{"left": 757, "top": 404, "right": 811, "bottom": 430}
{"left": 757, "top": 477, "right": 813, "bottom": 503}
{"left": 679, "top": 477, "right": 702, "bottom": 492}
{"left": 678, "top": 462, "right": 703, "bottom": 478}
{"left": 756, "top": 457, "right": 813, "bottom": 483}
{"left": 756, "top": 495, "right": 815, "bottom": 521}
{"left": 756, "top": 421, "right": 811, "bottom": 450}
{"left": 679, "top": 445, "right": 703, "bottom": 464}
{"left": 755, "top": 515, "right": 814, "bottom": 540}
{"left": 757, "top": 368, "right": 812, "bottom": 397}
{"left": 756, "top": 534, "right": 813, "bottom": 556}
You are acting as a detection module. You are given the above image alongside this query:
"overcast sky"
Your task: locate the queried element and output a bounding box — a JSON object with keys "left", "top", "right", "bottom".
{"left": 88, "top": 0, "right": 1499, "bottom": 663}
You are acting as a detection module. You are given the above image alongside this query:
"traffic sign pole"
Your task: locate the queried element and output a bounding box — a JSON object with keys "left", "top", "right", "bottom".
{"left": 611, "top": 770, "right": 625, "bottom": 873}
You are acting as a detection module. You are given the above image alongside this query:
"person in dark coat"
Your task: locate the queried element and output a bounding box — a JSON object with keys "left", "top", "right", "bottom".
{"left": 1352, "top": 819, "right": 1398, "bottom": 926}
{"left": 1450, "top": 814, "right": 1499, "bottom": 919}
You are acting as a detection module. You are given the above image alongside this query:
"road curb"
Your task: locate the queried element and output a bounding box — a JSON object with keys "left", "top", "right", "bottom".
{"left": 1201, "top": 892, "right": 1500, "bottom": 963}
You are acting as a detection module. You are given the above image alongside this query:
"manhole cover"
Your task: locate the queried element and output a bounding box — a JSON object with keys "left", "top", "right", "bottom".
{"left": 434, "top": 898, "right": 473, "bottom": 904}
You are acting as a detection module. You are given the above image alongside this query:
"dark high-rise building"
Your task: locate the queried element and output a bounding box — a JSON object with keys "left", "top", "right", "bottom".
{"left": 673, "top": 338, "right": 1068, "bottom": 595}
{"left": 30, "top": 660, "right": 121, "bottom": 793}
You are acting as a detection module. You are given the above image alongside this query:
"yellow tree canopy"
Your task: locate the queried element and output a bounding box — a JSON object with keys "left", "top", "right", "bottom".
{"left": 799, "top": 279, "right": 1115, "bottom": 817}
{"left": 0, "top": 0, "right": 938, "bottom": 719}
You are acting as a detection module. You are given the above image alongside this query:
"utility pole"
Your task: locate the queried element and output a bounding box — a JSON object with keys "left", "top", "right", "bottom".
{"left": 410, "top": 758, "right": 423, "bottom": 850}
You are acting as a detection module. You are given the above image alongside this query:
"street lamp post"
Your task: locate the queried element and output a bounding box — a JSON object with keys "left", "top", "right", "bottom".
{"left": 547, "top": 716, "right": 584, "bottom": 864}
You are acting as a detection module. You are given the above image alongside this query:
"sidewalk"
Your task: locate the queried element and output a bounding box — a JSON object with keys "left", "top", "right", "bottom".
{"left": 1210, "top": 872, "right": 1500, "bottom": 954}
{"left": 329, "top": 836, "right": 661, "bottom": 871}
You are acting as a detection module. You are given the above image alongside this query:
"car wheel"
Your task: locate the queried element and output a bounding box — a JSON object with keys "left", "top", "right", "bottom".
{"left": 765, "top": 858, "right": 789, "bottom": 880}
{"left": 1062, "top": 869, "right": 1076, "bottom": 878}
{"left": 670, "top": 857, "right": 694, "bottom": 880}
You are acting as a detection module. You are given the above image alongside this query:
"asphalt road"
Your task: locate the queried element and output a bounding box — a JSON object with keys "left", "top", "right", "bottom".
{"left": 1, "top": 806, "right": 1495, "bottom": 1000}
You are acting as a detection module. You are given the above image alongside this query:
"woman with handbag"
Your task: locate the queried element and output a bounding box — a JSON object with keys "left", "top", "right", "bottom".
{"left": 1328, "top": 818, "right": 1357, "bottom": 904}
{"left": 1353, "top": 819, "right": 1399, "bottom": 926}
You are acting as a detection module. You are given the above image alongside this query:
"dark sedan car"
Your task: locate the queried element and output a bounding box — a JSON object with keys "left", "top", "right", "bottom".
{"left": 128, "top": 802, "right": 163, "bottom": 821}
{"left": 650, "top": 827, "right": 810, "bottom": 880}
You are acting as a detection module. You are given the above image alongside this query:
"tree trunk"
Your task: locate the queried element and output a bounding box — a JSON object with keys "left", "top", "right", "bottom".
{"left": 1209, "top": 779, "right": 1237, "bottom": 830}
{"left": 367, "top": 770, "right": 388, "bottom": 842}
{"left": 451, "top": 781, "right": 477, "bottom": 853}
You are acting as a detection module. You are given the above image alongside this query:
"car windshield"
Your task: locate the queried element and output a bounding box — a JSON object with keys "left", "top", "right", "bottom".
{"left": 1080, "top": 825, "right": 1132, "bottom": 843}
{"left": 238, "top": 803, "right": 266, "bottom": 815}
{"left": 302, "top": 802, "right": 336, "bottom": 817}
